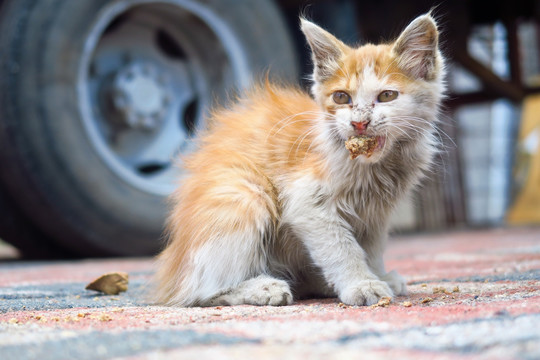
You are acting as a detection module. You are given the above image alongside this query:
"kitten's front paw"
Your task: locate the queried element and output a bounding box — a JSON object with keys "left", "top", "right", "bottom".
{"left": 381, "top": 270, "right": 408, "bottom": 296}
{"left": 340, "top": 279, "right": 393, "bottom": 306}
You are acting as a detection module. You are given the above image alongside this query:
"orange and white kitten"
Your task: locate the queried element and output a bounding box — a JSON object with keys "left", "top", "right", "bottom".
{"left": 154, "top": 14, "right": 445, "bottom": 307}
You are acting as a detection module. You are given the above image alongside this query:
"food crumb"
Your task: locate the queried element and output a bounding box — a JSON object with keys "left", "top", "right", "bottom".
{"left": 345, "top": 135, "right": 377, "bottom": 159}
{"left": 98, "top": 314, "right": 112, "bottom": 322}
{"left": 433, "top": 286, "right": 451, "bottom": 294}
{"left": 452, "top": 286, "right": 460, "bottom": 293}
{"left": 402, "top": 301, "right": 413, "bottom": 307}
{"left": 421, "top": 283, "right": 428, "bottom": 288}
{"left": 8, "top": 318, "right": 19, "bottom": 324}
{"left": 371, "top": 297, "right": 391, "bottom": 308}
{"left": 421, "top": 297, "right": 433, "bottom": 304}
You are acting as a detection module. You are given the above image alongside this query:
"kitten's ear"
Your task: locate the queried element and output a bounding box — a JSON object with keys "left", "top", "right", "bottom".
{"left": 300, "top": 18, "right": 348, "bottom": 81}
{"left": 392, "top": 14, "right": 440, "bottom": 80}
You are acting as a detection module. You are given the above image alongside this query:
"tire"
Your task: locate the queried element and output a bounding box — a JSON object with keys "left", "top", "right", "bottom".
{"left": 0, "top": 0, "right": 298, "bottom": 257}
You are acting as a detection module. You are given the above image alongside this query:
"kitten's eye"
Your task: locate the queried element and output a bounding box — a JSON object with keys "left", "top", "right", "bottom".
{"left": 332, "top": 91, "right": 352, "bottom": 105}
{"left": 377, "top": 90, "right": 398, "bottom": 103}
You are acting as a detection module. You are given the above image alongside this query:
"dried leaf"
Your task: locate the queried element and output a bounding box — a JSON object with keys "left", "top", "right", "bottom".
{"left": 85, "top": 272, "right": 129, "bottom": 295}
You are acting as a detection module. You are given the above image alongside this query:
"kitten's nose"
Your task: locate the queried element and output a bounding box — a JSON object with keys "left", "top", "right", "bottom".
{"left": 351, "top": 120, "right": 369, "bottom": 134}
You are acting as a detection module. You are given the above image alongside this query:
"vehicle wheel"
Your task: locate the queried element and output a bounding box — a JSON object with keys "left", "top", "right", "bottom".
{"left": 0, "top": 0, "right": 298, "bottom": 257}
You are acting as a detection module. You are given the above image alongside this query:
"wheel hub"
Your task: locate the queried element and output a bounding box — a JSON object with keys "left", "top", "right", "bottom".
{"left": 111, "top": 62, "right": 171, "bottom": 130}
{"left": 79, "top": 0, "right": 253, "bottom": 196}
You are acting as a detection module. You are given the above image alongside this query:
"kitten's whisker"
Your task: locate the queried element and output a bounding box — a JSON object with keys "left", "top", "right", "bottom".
{"left": 266, "top": 113, "right": 320, "bottom": 142}
{"left": 268, "top": 110, "right": 326, "bottom": 134}
{"left": 379, "top": 56, "right": 410, "bottom": 81}
{"left": 384, "top": 123, "right": 417, "bottom": 140}
{"left": 392, "top": 115, "right": 456, "bottom": 148}
{"left": 390, "top": 123, "right": 432, "bottom": 137}
{"left": 384, "top": 116, "right": 436, "bottom": 139}
{"left": 336, "top": 62, "right": 353, "bottom": 83}
{"left": 291, "top": 126, "right": 318, "bottom": 160}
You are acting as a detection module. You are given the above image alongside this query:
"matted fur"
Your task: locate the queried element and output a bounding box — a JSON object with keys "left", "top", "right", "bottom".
{"left": 153, "top": 14, "right": 446, "bottom": 307}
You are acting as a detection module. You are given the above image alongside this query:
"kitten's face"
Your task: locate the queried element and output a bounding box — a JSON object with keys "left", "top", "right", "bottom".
{"left": 301, "top": 15, "right": 444, "bottom": 163}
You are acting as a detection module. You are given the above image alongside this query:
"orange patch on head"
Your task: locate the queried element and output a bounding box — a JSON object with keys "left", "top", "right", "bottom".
{"left": 318, "top": 41, "right": 418, "bottom": 113}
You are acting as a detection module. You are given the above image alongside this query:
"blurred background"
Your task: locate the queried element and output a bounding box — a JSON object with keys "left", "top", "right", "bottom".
{"left": 0, "top": 0, "right": 539, "bottom": 259}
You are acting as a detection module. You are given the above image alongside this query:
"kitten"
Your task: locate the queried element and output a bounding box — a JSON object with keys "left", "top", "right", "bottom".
{"left": 154, "top": 14, "right": 445, "bottom": 307}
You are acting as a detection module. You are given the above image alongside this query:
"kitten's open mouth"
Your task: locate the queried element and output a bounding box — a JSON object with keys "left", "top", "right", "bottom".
{"left": 344, "top": 135, "right": 385, "bottom": 159}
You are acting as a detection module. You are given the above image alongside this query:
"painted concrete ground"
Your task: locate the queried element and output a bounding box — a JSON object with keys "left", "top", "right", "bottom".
{"left": 0, "top": 227, "right": 539, "bottom": 359}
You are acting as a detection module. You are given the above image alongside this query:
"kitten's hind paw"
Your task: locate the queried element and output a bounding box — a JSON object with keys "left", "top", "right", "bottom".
{"left": 339, "top": 279, "right": 393, "bottom": 306}
{"left": 208, "top": 275, "right": 293, "bottom": 307}
{"left": 243, "top": 278, "right": 293, "bottom": 306}
{"left": 381, "top": 270, "right": 408, "bottom": 296}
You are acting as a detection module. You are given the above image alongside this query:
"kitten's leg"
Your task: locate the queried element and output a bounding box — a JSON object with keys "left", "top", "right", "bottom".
{"left": 363, "top": 234, "right": 407, "bottom": 296}
{"left": 206, "top": 275, "right": 293, "bottom": 306}
{"left": 380, "top": 270, "right": 407, "bottom": 296}
{"left": 157, "top": 168, "right": 284, "bottom": 307}
{"left": 285, "top": 195, "right": 392, "bottom": 306}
